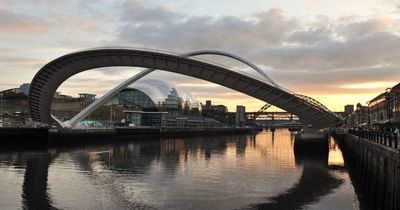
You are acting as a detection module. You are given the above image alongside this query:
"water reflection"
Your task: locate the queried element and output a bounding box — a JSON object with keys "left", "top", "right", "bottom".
{"left": 22, "top": 152, "right": 58, "bottom": 210}
{"left": 247, "top": 136, "right": 344, "bottom": 210}
{"left": 0, "top": 131, "right": 364, "bottom": 210}
{"left": 0, "top": 150, "right": 58, "bottom": 210}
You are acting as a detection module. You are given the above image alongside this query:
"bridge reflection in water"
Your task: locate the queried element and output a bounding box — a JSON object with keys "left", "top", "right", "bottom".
{"left": 0, "top": 131, "right": 367, "bottom": 210}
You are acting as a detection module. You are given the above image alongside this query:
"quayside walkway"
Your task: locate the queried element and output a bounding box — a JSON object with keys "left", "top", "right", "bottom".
{"left": 334, "top": 130, "right": 400, "bottom": 210}
{"left": 348, "top": 129, "right": 400, "bottom": 149}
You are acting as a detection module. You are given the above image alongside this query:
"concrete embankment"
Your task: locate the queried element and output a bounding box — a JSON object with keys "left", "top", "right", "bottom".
{"left": 0, "top": 128, "right": 49, "bottom": 147}
{"left": 335, "top": 133, "right": 400, "bottom": 210}
{"left": 0, "top": 127, "right": 255, "bottom": 147}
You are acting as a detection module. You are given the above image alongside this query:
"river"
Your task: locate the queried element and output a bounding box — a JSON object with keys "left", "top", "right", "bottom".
{"left": 0, "top": 130, "right": 366, "bottom": 209}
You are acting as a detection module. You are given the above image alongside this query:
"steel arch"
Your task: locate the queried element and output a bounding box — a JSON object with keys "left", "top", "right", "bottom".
{"left": 29, "top": 47, "right": 342, "bottom": 129}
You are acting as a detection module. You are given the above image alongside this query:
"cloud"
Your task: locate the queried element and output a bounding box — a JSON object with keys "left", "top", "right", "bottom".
{"left": 0, "top": 56, "right": 45, "bottom": 67}
{"left": 116, "top": 4, "right": 400, "bottom": 74}
{"left": 289, "top": 27, "right": 333, "bottom": 45}
{"left": 1, "top": 0, "right": 399, "bottom": 111}
{"left": 251, "top": 31, "right": 400, "bottom": 71}
{"left": 111, "top": 3, "right": 400, "bottom": 110}
{"left": 0, "top": 8, "right": 45, "bottom": 33}
{"left": 121, "top": 0, "right": 183, "bottom": 23}
{"left": 338, "top": 17, "right": 395, "bottom": 38}
{"left": 118, "top": 3, "right": 298, "bottom": 52}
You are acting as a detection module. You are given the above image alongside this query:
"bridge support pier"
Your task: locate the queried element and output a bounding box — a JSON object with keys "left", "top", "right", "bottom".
{"left": 294, "top": 132, "right": 329, "bottom": 165}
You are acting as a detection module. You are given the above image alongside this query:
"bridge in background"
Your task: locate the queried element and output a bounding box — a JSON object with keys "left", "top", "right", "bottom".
{"left": 28, "top": 48, "right": 343, "bottom": 129}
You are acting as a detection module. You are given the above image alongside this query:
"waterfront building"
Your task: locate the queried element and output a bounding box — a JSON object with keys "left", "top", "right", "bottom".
{"left": 367, "top": 82, "right": 400, "bottom": 128}
{"left": 344, "top": 105, "right": 355, "bottom": 127}
{"left": 204, "top": 100, "right": 212, "bottom": 109}
{"left": 19, "top": 83, "right": 30, "bottom": 95}
{"left": 118, "top": 88, "right": 157, "bottom": 109}
{"left": 0, "top": 88, "right": 21, "bottom": 95}
{"left": 53, "top": 92, "right": 75, "bottom": 103}
{"left": 354, "top": 103, "right": 369, "bottom": 126}
{"left": 52, "top": 92, "right": 97, "bottom": 121}
{"left": 201, "top": 100, "right": 231, "bottom": 124}
{"left": 124, "top": 110, "right": 218, "bottom": 128}
{"left": 50, "top": 80, "right": 202, "bottom": 124}
{"left": 202, "top": 100, "right": 228, "bottom": 113}
{"left": 79, "top": 93, "right": 96, "bottom": 104}
{"left": 235, "top": 105, "right": 246, "bottom": 126}
{"left": 344, "top": 105, "right": 354, "bottom": 115}
{"left": 389, "top": 83, "right": 400, "bottom": 126}
{"left": 213, "top": 105, "right": 228, "bottom": 113}
{"left": 166, "top": 115, "right": 217, "bottom": 128}
{"left": 0, "top": 83, "right": 30, "bottom": 96}
{"left": 124, "top": 110, "right": 167, "bottom": 127}
{"left": 114, "top": 79, "right": 201, "bottom": 116}
{"left": 368, "top": 93, "right": 386, "bottom": 125}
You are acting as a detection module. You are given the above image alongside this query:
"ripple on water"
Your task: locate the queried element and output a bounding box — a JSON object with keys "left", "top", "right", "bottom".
{"left": 0, "top": 131, "right": 363, "bottom": 210}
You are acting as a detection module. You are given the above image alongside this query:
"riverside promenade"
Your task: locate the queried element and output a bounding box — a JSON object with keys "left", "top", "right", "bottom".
{"left": 334, "top": 130, "right": 400, "bottom": 210}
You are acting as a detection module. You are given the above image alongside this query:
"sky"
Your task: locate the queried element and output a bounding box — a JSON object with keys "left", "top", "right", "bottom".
{"left": 0, "top": 0, "right": 399, "bottom": 112}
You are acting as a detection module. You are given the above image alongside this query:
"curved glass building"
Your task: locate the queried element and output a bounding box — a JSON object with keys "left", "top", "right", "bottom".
{"left": 115, "top": 79, "right": 201, "bottom": 114}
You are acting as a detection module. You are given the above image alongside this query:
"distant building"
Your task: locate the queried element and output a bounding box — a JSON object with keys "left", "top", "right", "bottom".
{"left": 201, "top": 100, "right": 230, "bottom": 124}
{"left": 52, "top": 92, "right": 97, "bottom": 121}
{"left": 205, "top": 100, "right": 212, "bottom": 108}
{"left": 53, "top": 91, "right": 75, "bottom": 103}
{"left": 0, "top": 88, "right": 20, "bottom": 95}
{"left": 354, "top": 103, "right": 368, "bottom": 126}
{"left": 0, "top": 83, "right": 30, "bottom": 96}
{"left": 202, "top": 100, "right": 227, "bottom": 113}
{"left": 235, "top": 105, "right": 246, "bottom": 126}
{"left": 344, "top": 105, "right": 354, "bottom": 115}
{"left": 19, "top": 83, "right": 30, "bottom": 95}
{"left": 79, "top": 93, "right": 96, "bottom": 104}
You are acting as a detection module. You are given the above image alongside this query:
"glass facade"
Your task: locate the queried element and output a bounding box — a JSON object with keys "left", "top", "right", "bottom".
{"left": 118, "top": 89, "right": 156, "bottom": 109}
{"left": 125, "top": 112, "right": 141, "bottom": 126}
{"left": 116, "top": 79, "right": 201, "bottom": 113}
{"left": 124, "top": 111, "right": 167, "bottom": 127}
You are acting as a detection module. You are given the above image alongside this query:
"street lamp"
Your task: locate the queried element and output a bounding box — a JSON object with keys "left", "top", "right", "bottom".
{"left": 366, "top": 100, "right": 370, "bottom": 126}
{"left": 386, "top": 88, "right": 392, "bottom": 127}
{"left": 0, "top": 93, "right": 3, "bottom": 127}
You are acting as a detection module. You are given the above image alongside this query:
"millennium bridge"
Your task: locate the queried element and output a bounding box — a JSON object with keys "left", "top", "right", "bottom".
{"left": 28, "top": 47, "right": 342, "bottom": 129}
{"left": 19, "top": 48, "right": 400, "bottom": 209}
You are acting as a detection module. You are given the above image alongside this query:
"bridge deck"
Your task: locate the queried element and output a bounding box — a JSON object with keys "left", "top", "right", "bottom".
{"left": 29, "top": 48, "right": 342, "bottom": 129}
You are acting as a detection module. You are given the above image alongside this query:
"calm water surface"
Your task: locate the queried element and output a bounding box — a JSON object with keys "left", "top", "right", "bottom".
{"left": 0, "top": 130, "right": 364, "bottom": 209}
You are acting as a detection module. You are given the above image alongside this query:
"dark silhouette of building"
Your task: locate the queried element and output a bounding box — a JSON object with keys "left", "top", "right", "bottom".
{"left": 354, "top": 103, "right": 368, "bottom": 126}
{"left": 344, "top": 105, "right": 354, "bottom": 115}
{"left": 235, "top": 105, "right": 246, "bottom": 126}
{"left": 367, "top": 82, "right": 400, "bottom": 128}
{"left": 202, "top": 100, "right": 227, "bottom": 113}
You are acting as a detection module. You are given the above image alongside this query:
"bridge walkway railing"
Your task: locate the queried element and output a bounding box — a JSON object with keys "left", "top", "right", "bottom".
{"left": 348, "top": 129, "right": 400, "bottom": 149}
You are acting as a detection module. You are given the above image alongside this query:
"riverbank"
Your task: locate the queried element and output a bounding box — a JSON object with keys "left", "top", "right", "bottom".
{"left": 334, "top": 133, "right": 400, "bottom": 210}
{"left": 0, "top": 127, "right": 256, "bottom": 147}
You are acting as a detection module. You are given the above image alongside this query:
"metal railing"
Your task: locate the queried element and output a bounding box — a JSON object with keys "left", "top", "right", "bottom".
{"left": 348, "top": 129, "right": 400, "bottom": 149}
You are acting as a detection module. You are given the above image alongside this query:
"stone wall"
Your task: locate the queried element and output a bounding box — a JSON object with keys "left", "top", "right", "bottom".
{"left": 338, "top": 134, "right": 400, "bottom": 210}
